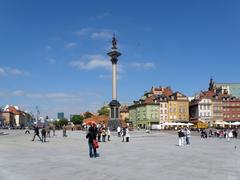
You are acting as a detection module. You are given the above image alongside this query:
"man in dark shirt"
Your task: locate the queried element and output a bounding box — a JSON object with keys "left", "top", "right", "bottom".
{"left": 32, "top": 125, "right": 42, "bottom": 142}
{"left": 41, "top": 126, "right": 47, "bottom": 143}
{"left": 86, "top": 125, "right": 99, "bottom": 158}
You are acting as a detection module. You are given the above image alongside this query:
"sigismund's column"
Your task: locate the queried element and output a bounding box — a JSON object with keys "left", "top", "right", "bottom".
{"left": 107, "top": 35, "right": 121, "bottom": 130}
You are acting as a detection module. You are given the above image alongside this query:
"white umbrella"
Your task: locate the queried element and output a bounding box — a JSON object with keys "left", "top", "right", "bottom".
{"left": 231, "top": 121, "right": 240, "bottom": 126}
{"left": 214, "top": 121, "right": 228, "bottom": 125}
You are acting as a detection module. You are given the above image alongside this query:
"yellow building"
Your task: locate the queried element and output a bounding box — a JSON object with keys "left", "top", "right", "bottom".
{"left": 168, "top": 92, "right": 189, "bottom": 122}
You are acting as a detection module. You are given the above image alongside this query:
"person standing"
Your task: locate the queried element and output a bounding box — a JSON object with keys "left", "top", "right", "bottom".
{"left": 121, "top": 127, "right": 126, "bottom": 142}
{"left": 117, "top": 126, "right": 121, "bottom": 137}
{"left": 86, "top": 124, "right": 99, "bottom": 158}
{"left": 97, "top": 127, "right": 102, "bottom": 142}
{"left": 107, "top": 128, "right": 111, "bottom": 141}
{"left": 52, "top": 125, "right": 56, "bottom": 136}
{"left": 46, "top": 126, "right": 50, "bottom": 138}
{"left": 41, "top": 126, "right": 47, "bottom": 143}
{"left": 125, "top": 127, "right": 130, "bottom": 142}
{"left": 178, "top": 129, "right": 182, "bottom": 146}
{"left": 102, "top": 128, "right": 106, "bottom": 142}
{"left": 186, "top": 128, "right": 191, "bottom": 145}
{"left": 63, "top": 125, "right": 67, "bottom": 137}
{"left": 32, "top": 125, "right": 42, "bottom": 142}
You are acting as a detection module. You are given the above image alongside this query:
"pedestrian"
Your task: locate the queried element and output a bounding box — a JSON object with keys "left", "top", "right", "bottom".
{"left": 186, "top": 128, "right": 191, "bottom": 145}
{"left": 52, "top": 125, "right": 56, "bottom": 136}
{"left": 41, "top": 126, "right": 47, "bottom": 143}
{"left": 32, "top": 125, "right": 42, "bottom": 142}
{"left": 97, "top": 126, "right": 102, "bottom": 142}
{"left": 125, "top": 127, "right": 130, "bottom": 142}
{"left": 228, "top": 130, "right": 233, "bottom": 141}
{"left": 121, "top": 127, "right": 126, "bottom": 142}
{"left": 102, "top": 128, "right": 106, "bottom": 142}
{"left": 86, "top": 124, "right": 99, "bottom": 158}
{"left": 117, "top": 126, "right": 121, "bottom": 137}
{"left": 107, "top": 128, "right": 111, "bottom": 141}
{"left": 63, "top": 125, "right": 67, "bottom": 137}
{"left": 46, "top": 126, "right": 50, "bottom": 138}
{"left": 178, "top": 129, "right": 184, "bottom": 146}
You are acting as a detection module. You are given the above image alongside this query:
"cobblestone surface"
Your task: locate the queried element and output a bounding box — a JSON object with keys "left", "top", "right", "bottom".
{"left": 0, "top": 129, "right": 240, "bottom": 180}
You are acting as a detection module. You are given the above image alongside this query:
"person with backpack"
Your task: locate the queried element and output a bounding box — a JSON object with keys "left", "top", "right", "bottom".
{"left": 86, "top": 124, "right": 99, "bottom": 158}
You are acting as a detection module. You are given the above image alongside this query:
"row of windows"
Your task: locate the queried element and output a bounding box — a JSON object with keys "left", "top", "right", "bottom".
{"left": 223, "top": 103, "right": 240, "bottom": 107}
{"left": 169, "top": 108, "right": 187, "bottom": 113}
{"left": 200, "top": 112, "right": 211, "bottom": 117}
{"left": 224, "top": 108, "right": 240, "bottom": 112}
{"left": 202, "top": 99, "right": 211, "bottom": 103}
{"left": 199, "top": 105, "right": 211, "bottom": 110}
{"left": 160, "top": 110, "right": 168, "bottom": 114}
{"left": 160, "top": 104, "right": 168, "bottom": 108}
{"left": 213, "top": 107, "right": 222, "bottom": 111}
{"left": 224, "top": 114, "right": 240, "bottom": 118}
{"left": 160, "top": 116, "right": 168, "bottom": 120}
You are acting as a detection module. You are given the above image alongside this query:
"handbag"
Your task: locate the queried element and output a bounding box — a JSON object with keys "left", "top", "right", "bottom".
{"left": 93, "top": 139, "right": 99, "bottom": 149}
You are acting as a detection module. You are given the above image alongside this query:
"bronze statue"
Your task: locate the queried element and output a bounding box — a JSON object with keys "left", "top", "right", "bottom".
{"left": 112, "top": 34, "right": 117, "bottom": 49}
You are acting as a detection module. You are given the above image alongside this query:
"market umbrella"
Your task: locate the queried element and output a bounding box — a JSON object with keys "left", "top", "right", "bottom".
{"left": 82, "top": 120, "right": 97, "bottom": 126}
{"left": 231, "top": 121, "right": 240, "bottom": 126}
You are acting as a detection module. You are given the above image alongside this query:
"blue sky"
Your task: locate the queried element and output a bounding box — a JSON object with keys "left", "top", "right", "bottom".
{"left": 0, "top": 0, "right": 240, "bottom": 119}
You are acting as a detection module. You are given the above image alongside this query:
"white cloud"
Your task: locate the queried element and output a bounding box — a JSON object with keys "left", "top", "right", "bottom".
{"left": 0, "top": 67, "right": 29, "bottom": 77}
{"left": 91, "top": 29, "right": 113, "bottom": 40}
{"left": 131, "top": 62, "right": 156, "bottom": 70}
{"left": 0, "top": 68, "right": 6, "bottom": 76}
{"left": 27, "top": 92, "right": 80, "bottom": 100}
{"left": 76, "top": 28, "right": 115, "bottom": 41}
{"left": 70, "top": 54, "right": 111, "bottom": 71}
{"left": 76, "top": 28, "right": 92, "bottom": 36}
{"left": 12, "top": 90, "right": 25, "bottom": 96}
{"left": 65, "top": 42, "right": 77, "bottom": 49}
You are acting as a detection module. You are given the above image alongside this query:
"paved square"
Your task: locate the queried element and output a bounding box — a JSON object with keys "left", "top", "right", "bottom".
{"left": 0, "top": 130, "right": 240, "bottom": 180}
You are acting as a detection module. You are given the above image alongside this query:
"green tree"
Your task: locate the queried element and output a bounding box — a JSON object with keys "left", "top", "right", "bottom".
{"left": 58, "top": 118, "right": 68, "bottom": 127}
{"left": 70, "top": 115, "right": 84, "bottom": 125}
{"left": 83, "top": 111, "right": 93, "bottom": 119}
{"left": 98, "top": 105, "right": 109, "bottom": 116}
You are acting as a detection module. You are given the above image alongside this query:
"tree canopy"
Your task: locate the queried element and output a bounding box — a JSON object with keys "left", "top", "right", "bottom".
{"left": 97, "top": 105, "right": 109, "bottom": 116}
{"left": 70, "top": 115, "right": 84, "bottom": 125}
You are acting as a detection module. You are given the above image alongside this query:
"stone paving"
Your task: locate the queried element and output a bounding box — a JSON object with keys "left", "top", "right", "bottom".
{"left": 0, "top": 129, "right": 240, "bottom": 180}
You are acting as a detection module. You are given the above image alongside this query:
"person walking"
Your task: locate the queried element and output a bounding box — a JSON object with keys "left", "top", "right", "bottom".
{"left": 32, "top": 125, "right": 42, "bottom": 142}
{"left": 41, "top": 126, "right": 47, "bottom": 143}
{"left": 86, "top": 124, "right": 99, "bottom": 158}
